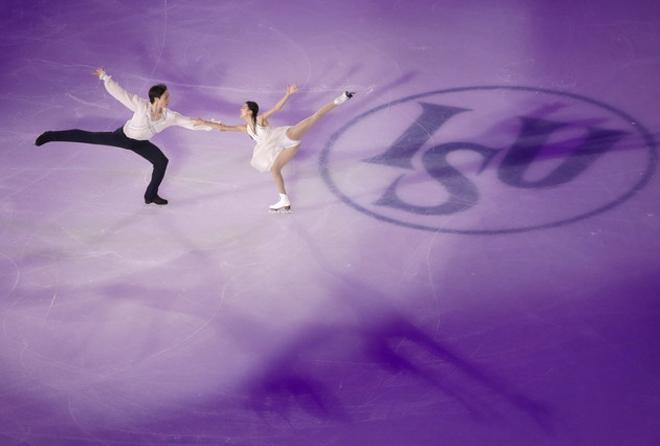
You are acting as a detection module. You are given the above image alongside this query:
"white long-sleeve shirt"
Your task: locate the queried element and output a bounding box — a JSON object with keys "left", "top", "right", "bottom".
{"left": 100, "top": 73, "right": 211, "bottom": 140}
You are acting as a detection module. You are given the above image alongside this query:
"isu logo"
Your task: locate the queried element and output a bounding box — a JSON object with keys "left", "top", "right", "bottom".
{"left": 320, "top": 86, "right": 656, "bottom": 234}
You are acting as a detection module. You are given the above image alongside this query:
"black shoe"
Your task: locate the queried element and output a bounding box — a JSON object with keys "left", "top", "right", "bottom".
{"left": 35, "top": 131, "right": 52, "bottom": 146}
{"left": 145, "top": 195, "right": 168, "bottom": 205}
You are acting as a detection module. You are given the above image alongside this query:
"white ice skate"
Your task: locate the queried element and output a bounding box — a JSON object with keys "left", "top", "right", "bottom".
{"left": 269, "top": 194, "right": 293, "bottom": 213}
{"left": 333, "top": 91, "right": 355, "bottom": 105}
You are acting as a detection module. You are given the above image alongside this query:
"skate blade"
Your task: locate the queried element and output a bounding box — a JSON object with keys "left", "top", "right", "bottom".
{"left": 269, "top": 206, "right": 293, "bottom": 214}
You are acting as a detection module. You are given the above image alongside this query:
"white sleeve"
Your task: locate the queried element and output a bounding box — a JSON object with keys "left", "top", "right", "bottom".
{"left": 100, "top": 73, "right": 141, "bottom": 111}
{"left": 171, "top": 111, "right": 213, "bottom": 131}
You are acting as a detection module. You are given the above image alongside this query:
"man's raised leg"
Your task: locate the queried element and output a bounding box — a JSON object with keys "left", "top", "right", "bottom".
{"left": 35, "top": 128, "right": 130, "bottom": 148}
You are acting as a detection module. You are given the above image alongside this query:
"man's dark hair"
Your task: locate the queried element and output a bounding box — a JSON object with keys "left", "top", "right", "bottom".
{"left": 148, "top": 84, "right": 168, "bottom": 103}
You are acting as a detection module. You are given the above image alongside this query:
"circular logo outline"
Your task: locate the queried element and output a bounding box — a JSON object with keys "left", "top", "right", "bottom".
{"left": 319, "top": 85, "right": 657, "bottom": 235}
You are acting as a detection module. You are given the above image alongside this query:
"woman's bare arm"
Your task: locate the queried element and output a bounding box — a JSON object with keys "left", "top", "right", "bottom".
{"left": 258, "top": 84, "right": 299, "bottom": 123}
{"left": 194, "top": 119, "right": 247, "bottom": 133}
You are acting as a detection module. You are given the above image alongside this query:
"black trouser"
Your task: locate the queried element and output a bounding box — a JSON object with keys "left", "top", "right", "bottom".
{"left": 47, "top": 128, "right": 168, "bottom": 200}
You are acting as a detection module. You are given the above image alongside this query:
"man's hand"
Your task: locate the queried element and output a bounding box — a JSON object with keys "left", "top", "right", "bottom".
{"left": 194, "top": 118, "right": 222, "bottom": 129}
{"left": 94, "top": 67, "right": 106, "bottom": 79}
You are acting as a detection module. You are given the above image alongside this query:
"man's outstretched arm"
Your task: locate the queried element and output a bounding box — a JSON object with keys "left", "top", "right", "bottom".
{"left": 94, "top": 67, "right": 141, "bottom": 112}
{"left": 171, "top": 112, "right": 214, "bottom": 131}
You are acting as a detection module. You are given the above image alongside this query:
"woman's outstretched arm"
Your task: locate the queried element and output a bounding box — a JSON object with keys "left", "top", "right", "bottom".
{"left": 194, "top": 119, "right": 247, "bottom": 133}
{"left": 258, "top": 84, "right": 299, "bottom": 123}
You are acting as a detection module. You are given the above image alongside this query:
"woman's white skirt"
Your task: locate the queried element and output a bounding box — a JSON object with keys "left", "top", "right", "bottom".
{"left": 250, "top": 126, "right": 301, "bottom": 172}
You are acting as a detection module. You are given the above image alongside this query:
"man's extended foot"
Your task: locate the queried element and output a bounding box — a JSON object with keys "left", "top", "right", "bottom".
{"left": 145, "top": 195, "right": 168, "bottom": 205}
{"left": 35, "top": 131, "right": 53, "bottom": 146}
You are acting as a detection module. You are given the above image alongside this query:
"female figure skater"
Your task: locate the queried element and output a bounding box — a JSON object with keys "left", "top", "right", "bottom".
{"left": 198, "top": 85, "right": 353, "bottom": 212}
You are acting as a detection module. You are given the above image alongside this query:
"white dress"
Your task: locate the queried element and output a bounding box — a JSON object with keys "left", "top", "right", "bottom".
{"left": 247, "top": 123, "right": 300, "bottom": 172}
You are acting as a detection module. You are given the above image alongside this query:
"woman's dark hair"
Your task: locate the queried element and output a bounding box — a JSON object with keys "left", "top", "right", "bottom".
{"left": 245, "top": 101, "right": 259, "bottom": 134}
{"left": 148, "top": 84, "right": 168, "bottom": 103}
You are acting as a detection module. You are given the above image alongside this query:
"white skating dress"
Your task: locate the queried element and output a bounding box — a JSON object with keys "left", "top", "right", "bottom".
{"left": 247, "top": 123, "right": 300, "bottom": 172}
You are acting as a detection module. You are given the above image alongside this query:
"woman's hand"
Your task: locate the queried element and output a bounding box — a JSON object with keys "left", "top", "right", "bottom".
{"left": 286, "top": 84, "right": 299, "bottom": 95}
{"left": 197, "top": 119, "right": 224, "bottom": 130}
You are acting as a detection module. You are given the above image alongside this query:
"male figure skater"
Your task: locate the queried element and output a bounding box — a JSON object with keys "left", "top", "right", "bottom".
{"left": 35, "top": 68, "right": 211, "bottom": 205}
